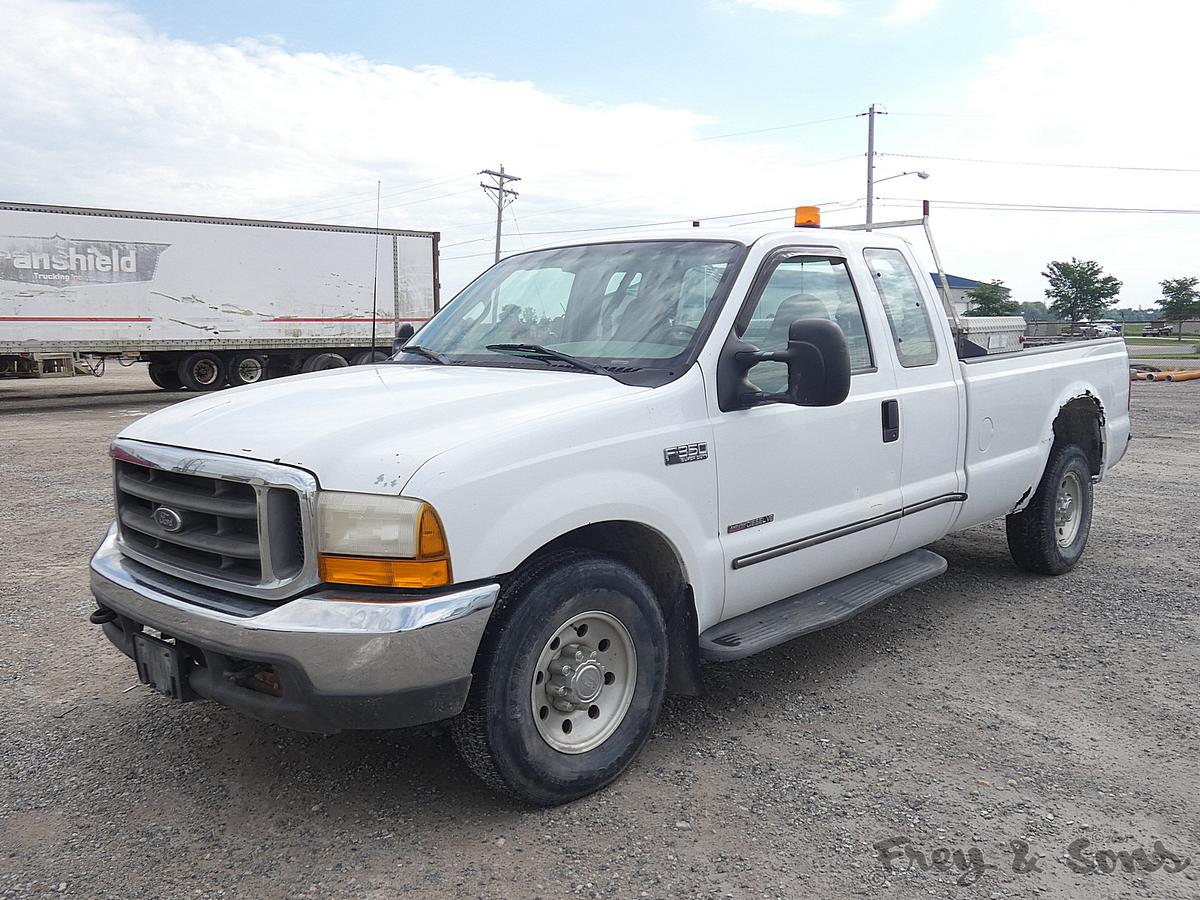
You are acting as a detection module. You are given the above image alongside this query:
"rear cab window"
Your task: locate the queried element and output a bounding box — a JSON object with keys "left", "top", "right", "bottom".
{"left": 863, "top": 248, "right": 939, "bottom": 368}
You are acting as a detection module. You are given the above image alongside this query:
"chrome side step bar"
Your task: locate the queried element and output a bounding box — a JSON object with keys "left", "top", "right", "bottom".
{"left": 699, "top": 549, "right": 948, "bottom": 661}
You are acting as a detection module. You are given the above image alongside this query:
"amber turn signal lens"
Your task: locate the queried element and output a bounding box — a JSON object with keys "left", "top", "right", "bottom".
{"left": 318, "top": 555, "right": 451, "bottom": 589}
{"left": 417, "top": 504, "right": 448, "bottom": 558}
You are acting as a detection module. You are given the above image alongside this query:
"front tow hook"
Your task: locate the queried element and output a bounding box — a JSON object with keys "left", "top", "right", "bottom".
{"left": 89, "top": 606, "right": 118, "bottom": 625}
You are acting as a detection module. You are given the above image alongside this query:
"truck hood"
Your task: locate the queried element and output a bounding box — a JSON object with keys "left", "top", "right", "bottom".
{"left": 119, "top": 364, "right": 645, "bottom": 492}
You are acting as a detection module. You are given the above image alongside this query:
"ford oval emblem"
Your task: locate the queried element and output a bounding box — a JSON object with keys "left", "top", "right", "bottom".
{"left": 154, "top": 506, "right": 184, "bottom": 533}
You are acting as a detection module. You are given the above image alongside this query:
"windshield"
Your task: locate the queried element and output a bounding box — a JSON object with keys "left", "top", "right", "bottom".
{"left": 407, "top": 240, "right": 743, "bottom": 378}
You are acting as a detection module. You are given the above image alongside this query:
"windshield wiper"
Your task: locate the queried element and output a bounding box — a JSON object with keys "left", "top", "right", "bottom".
{"left": 399, "top": 345, "right": 450, "bottom": 365}
{"left": 485, "top": 343, "right": 614, "bottom": 377}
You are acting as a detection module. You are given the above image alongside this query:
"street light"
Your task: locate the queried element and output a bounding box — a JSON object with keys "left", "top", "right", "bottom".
{"left": 866, "top": 170, "right": 929, "bottom": 230}
{"left": 875, "top": 170, "right": 930, "bottom": 185}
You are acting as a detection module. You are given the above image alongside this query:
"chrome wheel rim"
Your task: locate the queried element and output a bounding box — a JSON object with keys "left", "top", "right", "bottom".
{"left": 192, "top": 360, "right": 219, "bottom": 386}
{"left": 236, "top": 358, "right": 264, "bottom": 383}
{"left": 530, "top": 610, "right": 637, "bottom": 754}
{"left": 1055, "top": 471, "right": 1083, "bottom": 547}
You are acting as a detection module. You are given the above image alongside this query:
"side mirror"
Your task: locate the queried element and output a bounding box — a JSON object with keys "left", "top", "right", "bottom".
{"left": 719, "top": 318, "right": 852, "bottom": 410}
{"left": 391, "top": 322, "right": 416, "bottom": 355}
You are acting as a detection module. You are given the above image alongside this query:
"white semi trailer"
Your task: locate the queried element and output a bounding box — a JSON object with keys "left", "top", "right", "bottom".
{"left": 0, "top": 202, "right": 439, "bottom": 390}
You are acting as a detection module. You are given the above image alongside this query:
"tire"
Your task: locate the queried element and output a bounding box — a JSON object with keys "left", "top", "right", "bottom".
{"left": 227, "top": 353, "right": 267, "bottom": 387}
{"left": 452, "top": 550, "right": 669, "bottom": 806}
{"left": 177, "top": 352, "right": 225, "bottom": 392}
{"left": 147, "top": 363, "right": 184, "bottom": 391}
{"left": 1006, "top": 444, "right": 1094, "bottom": 575}
{"left": 350, "top": 350, "right": 389, "bottom": 366}
{"left": 300, "top": 352, "right": 349, "bottom": 373}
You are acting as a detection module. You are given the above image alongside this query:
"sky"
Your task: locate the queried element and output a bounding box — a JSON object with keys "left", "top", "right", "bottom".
{"left": 3, "top": 0, "right": 1198, "bottom": 306}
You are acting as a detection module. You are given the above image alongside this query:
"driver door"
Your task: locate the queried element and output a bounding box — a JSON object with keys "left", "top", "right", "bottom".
{"left": 708, "top": 250, "right": 903, "bottom": 620}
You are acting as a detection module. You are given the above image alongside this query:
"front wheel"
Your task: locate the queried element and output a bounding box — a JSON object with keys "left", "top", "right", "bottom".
{"left": 452, "top": 551, "right": 668, "bottom": 806}
{"left": 1006, "top": 444, "right": 1094, "bottom": 575}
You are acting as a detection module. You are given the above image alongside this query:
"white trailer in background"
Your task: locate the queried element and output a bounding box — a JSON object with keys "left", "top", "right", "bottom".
{"left": 0, "top": 202, "right": 440, "bottom": 390}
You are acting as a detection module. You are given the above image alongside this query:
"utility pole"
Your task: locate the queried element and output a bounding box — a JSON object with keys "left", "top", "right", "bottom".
{"left": 480, "top": 165, "right": 521, "bottom": 264}
{"left": 857, "top": 104, "right": 886, "bottom": 231}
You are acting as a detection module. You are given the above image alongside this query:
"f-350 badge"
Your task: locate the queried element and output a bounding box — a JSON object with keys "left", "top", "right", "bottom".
{"left": 663, "top": 442, "right": 708, "bottom": 466}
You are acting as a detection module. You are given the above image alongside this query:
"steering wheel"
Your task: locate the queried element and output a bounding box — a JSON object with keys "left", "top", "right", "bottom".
{"left": 665, "top": 324, "right": 697, "bottom": 343}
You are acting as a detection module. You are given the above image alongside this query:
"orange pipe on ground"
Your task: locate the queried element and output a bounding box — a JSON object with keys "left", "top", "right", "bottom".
{"left": 1164, "top": 370, "right": 1200, "bottom": 382}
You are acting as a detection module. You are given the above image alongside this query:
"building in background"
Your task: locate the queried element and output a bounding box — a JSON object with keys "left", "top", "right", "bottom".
{"left": 927, "top": 273, "right": 1010, "bottom": 317}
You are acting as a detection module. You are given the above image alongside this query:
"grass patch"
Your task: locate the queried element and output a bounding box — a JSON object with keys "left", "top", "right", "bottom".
{"left": 1123, "top": 335, "right": 1199, "bottom": 345}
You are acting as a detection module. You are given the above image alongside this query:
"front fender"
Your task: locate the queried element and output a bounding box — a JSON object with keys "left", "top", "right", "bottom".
{"left": 429, "top": 466, "right": 725, "bottom": 632}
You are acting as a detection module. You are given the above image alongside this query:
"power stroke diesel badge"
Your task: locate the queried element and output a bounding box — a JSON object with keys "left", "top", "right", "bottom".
{"left": 664, "top": 442, "right": 708, "bottom": 466}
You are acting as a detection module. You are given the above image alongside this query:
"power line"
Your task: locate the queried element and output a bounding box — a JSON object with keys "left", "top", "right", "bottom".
{"left": 697, "top": 113, "right": 857, "bottom": 142}
{"left": 879, "top": 197, "right": 1200, "bottom": 215}
{"left": 438, "top": 196, "right": 877, "bottom": 262}
{"left": 435, "top": 157, "right": 857, "bottom": 234}
{"left": 258, "top": 173, "right": 473, "bottom": 218}
{"left": 885, "top": 111, "right": 992, "bottom": 119}
{"left": 275, "top": 176, "right": 476, "bottom": 221}
{"left": 880, "top": 152, "right": 1200, "bottom": 174}
{"left": 321, "top": 186, "right": 479, "bottom": 222}
{"left": 442, "top": 199, "right": 859, "bottom": 256}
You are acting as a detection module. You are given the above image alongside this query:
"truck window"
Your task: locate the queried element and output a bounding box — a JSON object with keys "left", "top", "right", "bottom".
{"left": 737, "top": 255, "right": 873, "bottom": 394}
{"left": 414, "top": 240, "right": 744, "bottom": 369}
{"left": 863, "top": 248, "right": 938, "bottom": 368}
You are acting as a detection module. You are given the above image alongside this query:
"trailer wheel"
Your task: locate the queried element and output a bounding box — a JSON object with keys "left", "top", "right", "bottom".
{"left": 147, "top": 363, "right": 184, "bottom": 391}
{"left": 350, "top": 350, "right": 389, "bottom": 366}
{"left": 301, "top": 352, "right": 349, "bottom": 372}
{"left": 178, "top": 352, "right": 226, "bottom": 391}
{"left": 227, "top": 353, "right": 267, "bottom": 386}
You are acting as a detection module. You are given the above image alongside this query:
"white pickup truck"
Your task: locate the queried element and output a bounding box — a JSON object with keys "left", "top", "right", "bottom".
{"left": 90, "top": 227, "right": 1131, "bottom": 805}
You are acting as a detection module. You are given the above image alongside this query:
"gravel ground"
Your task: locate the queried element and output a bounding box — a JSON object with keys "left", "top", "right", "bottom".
{"left": 2, "top": 366, "right": 1198, "bottom": 899}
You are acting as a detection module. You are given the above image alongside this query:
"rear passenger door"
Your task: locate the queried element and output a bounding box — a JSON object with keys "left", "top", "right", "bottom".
{"left": 862, "top": 248, "right": 966, "bottom": 554}
{"left": 710, "top": 250, "right": 902, "bottom": 620}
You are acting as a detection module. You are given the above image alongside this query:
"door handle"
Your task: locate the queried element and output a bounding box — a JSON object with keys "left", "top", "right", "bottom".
{"left": 881, "top": 399, "right": 900, "bottom": 443}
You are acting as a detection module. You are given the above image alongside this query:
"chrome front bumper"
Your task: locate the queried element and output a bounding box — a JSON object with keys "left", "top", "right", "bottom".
{"left": 90, "top": 525, "right": 499, "bottom": 731}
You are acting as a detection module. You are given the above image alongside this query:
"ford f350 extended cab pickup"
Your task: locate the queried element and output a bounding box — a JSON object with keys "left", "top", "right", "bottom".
{"left": 90, "top": 228, "right": 1130, "bottom": 805}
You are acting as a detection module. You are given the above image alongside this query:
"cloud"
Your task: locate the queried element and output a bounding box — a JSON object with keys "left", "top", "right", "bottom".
{"left": 883, "top": 0, "right": 941, "bottom": 25}
{"left": 729, "top": 0, "right": 846, "bottom": 16}
{"left": 908, "top": 0, "right": 1200, "bottom": 305}
{"left": 1, "top": 0, "right": 1196, "bottom": 308}
{"left": 1, "top": 0, "right": 845, "bottom": 292}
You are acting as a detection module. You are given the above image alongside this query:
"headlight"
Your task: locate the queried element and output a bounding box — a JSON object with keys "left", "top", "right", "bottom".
{"left": 316, "top": 492, "right": 451, "bottom": 589}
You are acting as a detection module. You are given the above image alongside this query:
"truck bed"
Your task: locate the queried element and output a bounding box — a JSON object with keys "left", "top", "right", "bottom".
{"left": 953, "top": 337, "right": 1131, "bottom": 530}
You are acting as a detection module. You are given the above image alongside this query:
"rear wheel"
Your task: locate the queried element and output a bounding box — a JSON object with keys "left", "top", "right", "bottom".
{"left": 227, "top": 353, "right": 267, "bottom": 387}
{"left": 452, "top": 551, "right": 669, "bottom": 806}
{"left": 177, "top": 352, "right": 225, "bottom": 392}
{"left": 300, "top": 352, "right": 349, "bottom": 372}
{"left": 350, "top": 350, "right": 389, "bottom": 366}
{"left": 1006, "top": 444, "right": 1094, "bottom": 575}
{"left": 147, "top": 363, "right": 184, "bottom": 391}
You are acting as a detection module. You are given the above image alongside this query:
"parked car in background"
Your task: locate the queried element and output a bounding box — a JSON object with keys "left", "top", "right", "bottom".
{"left": 1087, "top": 320, "right": 1122, "bottom": 338}
{"left": 1141, "top": 323, "right": 1174, "bottom": 337}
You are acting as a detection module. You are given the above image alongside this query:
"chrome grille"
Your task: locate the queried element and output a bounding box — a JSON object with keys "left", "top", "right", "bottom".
{"left": 111, "top": 438, "right": 318, "bottom": 601}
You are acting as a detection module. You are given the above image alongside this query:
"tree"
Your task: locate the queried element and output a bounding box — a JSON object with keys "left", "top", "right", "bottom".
{"left": 1019, "top": 301, "right": 1052, "bottom": 321}
{"left": 1159, "top": 276, "right": 1200, "bottom": 341}
{"left": 963, "top": 279, "right": 1019, "bottom": 316}
{"left": 1042, "top": 258, "right": 1122, "bottom": 324}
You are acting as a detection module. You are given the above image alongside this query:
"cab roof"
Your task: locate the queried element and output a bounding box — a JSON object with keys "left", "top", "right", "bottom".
{"left": 524, "top": 226, "right": 914, "bottom": 256}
